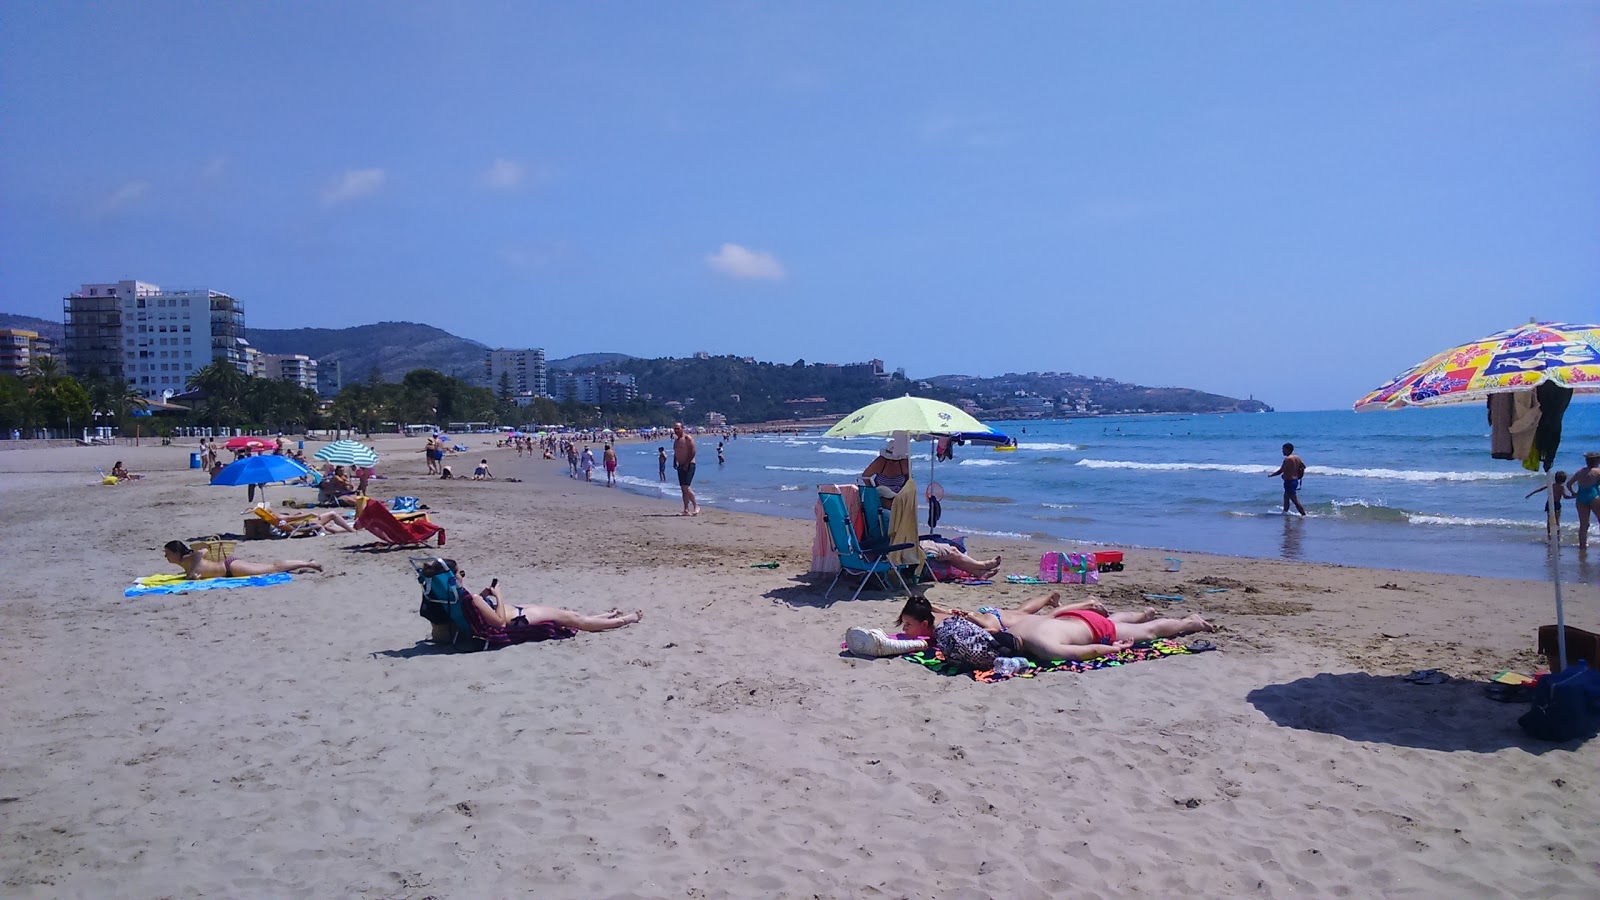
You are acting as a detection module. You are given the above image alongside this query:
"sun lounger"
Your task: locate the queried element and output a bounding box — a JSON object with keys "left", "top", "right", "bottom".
{"left": 353, "top": 498, "right": 445, "bottom": 548}
{"left": 251, "top": 505, "right": 326, "bottom": 538}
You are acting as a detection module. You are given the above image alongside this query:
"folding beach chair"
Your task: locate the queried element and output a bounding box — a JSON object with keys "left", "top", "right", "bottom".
{"left": 818, "top": 491, "right": 915, "bottom": 602}
{"left": 354, "top": 498, "right": 446, "bottom": 548}
{"left": 251, "top": 505, "right": 326, "bottom": 538}
{"left": 411, "top": 556, "right": 481, "bottom": 648}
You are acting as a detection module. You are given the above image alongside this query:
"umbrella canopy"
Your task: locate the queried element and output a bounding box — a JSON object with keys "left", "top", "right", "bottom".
{"left": 1353, "top": 321, "right": 1599, "bottom": 672}
{"left": 1355, "top": 322, "right": 1600, "bottom": 411}
{"left": 210, "top": 455, "right": 311, "bottom": 487}
{"left": 314, "top": 439, "right": 380, "bottom": 467}
{"left": 223, "top": 436, "right": 272, "bottom": 451}
{"left": 824, "top": 395, "right": 994, "bottom": 438}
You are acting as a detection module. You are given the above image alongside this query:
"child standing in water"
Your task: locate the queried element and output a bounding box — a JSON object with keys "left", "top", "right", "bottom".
{"left": 1525, "top": 471, "right": 1570, "bottom": 540}
{"left": 1267, "top": 442, "right": 1307, "bottom": 516}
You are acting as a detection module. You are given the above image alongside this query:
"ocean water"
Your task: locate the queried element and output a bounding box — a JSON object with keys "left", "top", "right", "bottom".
{"left": 606, "top": 405, "right": 1600, "bottom": 582}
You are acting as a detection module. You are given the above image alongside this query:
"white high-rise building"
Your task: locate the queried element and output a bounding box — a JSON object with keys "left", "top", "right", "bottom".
{"left": 63, "top": 280, "right": 249, "bottom": 398}
{"left": 486, "top": 348, "right": 548, "bottom": 397}
{"left": 262, "top": 354, "right": 319, "bottom": 391}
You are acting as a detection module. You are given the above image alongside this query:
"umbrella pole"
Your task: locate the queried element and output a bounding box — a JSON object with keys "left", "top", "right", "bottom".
{"left": 1549, "top": 467, "right": 1568, "bottom": 671}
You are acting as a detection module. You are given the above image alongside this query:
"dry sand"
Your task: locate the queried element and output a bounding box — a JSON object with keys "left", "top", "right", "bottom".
{"left": 3, "top": 437, "right": 1598, "bottom": 898}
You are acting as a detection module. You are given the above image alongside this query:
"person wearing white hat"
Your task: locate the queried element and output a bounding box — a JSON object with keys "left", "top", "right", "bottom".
{"left": 860, "top": 430, "right": 912, "bottom": 502}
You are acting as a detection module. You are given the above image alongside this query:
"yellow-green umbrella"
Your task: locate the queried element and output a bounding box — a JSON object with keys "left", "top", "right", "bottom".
{"left": 824, "top": 395, "right": 991, "bottom": 438}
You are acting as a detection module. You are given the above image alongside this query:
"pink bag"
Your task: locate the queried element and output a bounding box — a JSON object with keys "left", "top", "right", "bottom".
{"left": 1038, "top": 551, "right": 1099, "bottom": 584}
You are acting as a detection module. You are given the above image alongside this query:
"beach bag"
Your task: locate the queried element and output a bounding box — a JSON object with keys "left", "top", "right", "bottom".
{"left": 1518, "top": 662, "right": 1600, "bottom": 742}
{"left": 1038, "top": 551, "right": 1098, "bottom": 584}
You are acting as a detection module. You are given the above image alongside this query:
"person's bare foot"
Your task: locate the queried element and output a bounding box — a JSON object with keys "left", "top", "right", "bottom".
{"left": 1139, "top": 607, "right": 1159, "bottom": 622}
{"left": 1184, "top": 614, "right": 1216, "bottom": 633}
{"left": 295, "top": 562, "right": 323, "bottom": 573}
{"left": 617, "top": 610, "right": 643, "bottom": 625}
{"left": 1043, "top": 591, "right": 1062, "bottom": 609}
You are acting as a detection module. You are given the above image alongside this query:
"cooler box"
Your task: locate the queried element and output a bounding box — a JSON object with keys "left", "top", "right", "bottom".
{"left": 1093, "top": 551, "right": 1125, "bottom": 573}
{"left": 1538, "top": 625, "right": 1600, "bottom": 673}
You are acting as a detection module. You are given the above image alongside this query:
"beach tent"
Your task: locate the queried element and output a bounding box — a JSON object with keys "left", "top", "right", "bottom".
{"left": 1355, "top": 321, "right": 1600, "bottom": 669}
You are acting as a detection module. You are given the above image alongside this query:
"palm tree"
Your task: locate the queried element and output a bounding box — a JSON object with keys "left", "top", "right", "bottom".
{"left": 187, "top": 360, "right": 246, "bottom": 423}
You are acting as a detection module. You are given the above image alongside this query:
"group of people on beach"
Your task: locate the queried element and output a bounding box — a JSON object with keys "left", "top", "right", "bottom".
{"left": 1528, "top": 451, "right": 1600, "bottom": 549}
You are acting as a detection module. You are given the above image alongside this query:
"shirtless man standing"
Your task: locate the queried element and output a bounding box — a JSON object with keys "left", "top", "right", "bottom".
{"left": 1268, "top": 442, "right": 1307, "bottom": 516}
{"left": 672, "top": 421, "right": 698, "bottom": 516}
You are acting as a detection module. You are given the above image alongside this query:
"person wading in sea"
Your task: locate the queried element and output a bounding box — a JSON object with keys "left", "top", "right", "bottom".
{"left": 1268, "top": 442, "right": 1307, "bottom": 516}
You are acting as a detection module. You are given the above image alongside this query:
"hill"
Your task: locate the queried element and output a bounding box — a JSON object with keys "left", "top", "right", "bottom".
{"left": 247, "top": 322, "right": 489, "bottom": 385}
{"left": 549, "top": 352, "right": 636, "bottom": 371}
{"left": 0, "top": 313, "right": 63, "bottom": 343}
{"left": 925, "top": 371, "right": 1273, "bottom": 416}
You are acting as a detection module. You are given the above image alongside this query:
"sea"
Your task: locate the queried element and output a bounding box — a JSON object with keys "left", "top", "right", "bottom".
{"left": 605, "top": 405, "right": 1600, "bottom": 583}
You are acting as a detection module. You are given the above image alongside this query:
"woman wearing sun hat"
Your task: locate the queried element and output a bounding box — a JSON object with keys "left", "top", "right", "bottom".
{"left": 859, "top": 430, "right": 912, "bottom": 503}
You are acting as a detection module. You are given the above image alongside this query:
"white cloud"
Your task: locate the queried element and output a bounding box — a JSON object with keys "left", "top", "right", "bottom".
{"left": 706, "top": 243, "right": 786, "bottom": 281}
{"left": 482, "top": 159, "right": 526, "bottom": 190}
{"left": 92, "top": 180, "right": 151, "bottom": 216}
{"left": 320, "top": 168, "right": 386, "bottom": 206}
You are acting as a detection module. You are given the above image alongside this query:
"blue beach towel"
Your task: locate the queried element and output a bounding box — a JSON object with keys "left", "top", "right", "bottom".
{"left": 125, "top": 572, "right": 294, "bottom": 597}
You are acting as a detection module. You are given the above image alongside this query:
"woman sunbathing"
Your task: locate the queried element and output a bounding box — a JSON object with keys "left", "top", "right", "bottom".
{"left": 163, "top": 540, "right": 323, "bottom": 579}
{"left": 280, "top": 508, "right": 359, "bottom": 534}
{"left": 466, "top": 584, "right": 642, "bottom": 633}
{"left": 318, "top": 466, "right": 358, "bottom": 507}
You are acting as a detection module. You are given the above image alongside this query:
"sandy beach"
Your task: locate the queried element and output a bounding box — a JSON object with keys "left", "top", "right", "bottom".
{"left": 3, "top": 437, "right": 1598, "bottom": 898}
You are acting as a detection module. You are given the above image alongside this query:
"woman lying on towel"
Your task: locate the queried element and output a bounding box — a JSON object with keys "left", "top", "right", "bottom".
{"left": 919, "top": 540, "right": 1001, "bottom": 579}
{"left": 163, "top": 541, "right": 323, "bottom": 579}
{"left": 467, "top": 583, "right": 643, "bottom": 633}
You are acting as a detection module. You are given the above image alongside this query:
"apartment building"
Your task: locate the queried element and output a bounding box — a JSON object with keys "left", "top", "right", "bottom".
{"left": 62, "top": 280, "right": 249, "bottom": 397}
{"left": 486, "top": 348, "right": 548, "bottom": 396}
{"left": 0, "top": 328, "right": 53, "bottom": 377}
{"left": 262, "top": 353, "right": 319, "bottom": 391}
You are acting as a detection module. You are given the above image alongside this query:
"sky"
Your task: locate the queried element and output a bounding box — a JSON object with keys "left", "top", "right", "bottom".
{"left": 1, "top": 2, "right": 1596, "bottom": 410}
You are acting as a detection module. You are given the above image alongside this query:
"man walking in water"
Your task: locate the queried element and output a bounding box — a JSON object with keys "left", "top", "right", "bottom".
{"left": 1268, "top": 442, "right": 1307, "bottom": 516}
{"left": 673, "top": 421, "right": 698, "bottom": 516}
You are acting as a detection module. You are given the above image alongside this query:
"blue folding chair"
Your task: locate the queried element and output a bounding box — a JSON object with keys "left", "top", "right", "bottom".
{"left": 818, "top": 492, "right": 914, "bottom": 601}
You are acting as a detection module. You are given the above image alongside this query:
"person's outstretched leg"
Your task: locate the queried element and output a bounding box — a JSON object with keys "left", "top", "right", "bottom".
{"left": 1015, "top": 592, "right": 1061, "bottom": 615}
{"left": 1109, "top": 607, "right": 1158, "bottom": 624}
{"left": 1115, "top": 615, "right": 1214, "bottom": 642}
{"left": 515, "top": 604, "right": 643, "bottom": 632}
{"left": 230, "top": 559, "right": 322, "bottom": 576}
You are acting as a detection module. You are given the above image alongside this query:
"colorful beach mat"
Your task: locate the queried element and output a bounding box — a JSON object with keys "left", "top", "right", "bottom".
{"left": 125, "top": 572, "right": 294, "bottom": 597}
{"left": 904, "top": 639, "right": 1209, "bottom": 683}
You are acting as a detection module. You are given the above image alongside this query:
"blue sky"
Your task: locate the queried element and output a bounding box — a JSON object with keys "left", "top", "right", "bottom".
{"left": 2, "top": 2, "right": 1595, "bottom": 410}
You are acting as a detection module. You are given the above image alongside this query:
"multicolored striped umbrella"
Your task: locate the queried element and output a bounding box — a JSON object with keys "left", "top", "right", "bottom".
{"left": 314, "top": 439, "right": 380, "bottom": 467}
{"left": 1355, "top": 322, "right": 1600, "bottom": 411}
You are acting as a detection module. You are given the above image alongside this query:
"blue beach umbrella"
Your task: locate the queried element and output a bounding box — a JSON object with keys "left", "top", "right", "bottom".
{"left": 210, "top": 455, "right": 311, "bottom": 501}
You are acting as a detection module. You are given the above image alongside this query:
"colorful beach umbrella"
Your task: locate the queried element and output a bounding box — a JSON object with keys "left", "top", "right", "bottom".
{"left": 223, "top": 436, "right": 272, "bottom": 451}
{"left": 1354, "top": 322, "right": 1600, "bottom": 411}
{"left": 1354, "top": 321, "right": 1600, "bottom": 672}
{"left": 314, "top": 439, "right": 380, "bottom": 467}
{"left": 824, "top": 395, "right": 994, "bottom": 438}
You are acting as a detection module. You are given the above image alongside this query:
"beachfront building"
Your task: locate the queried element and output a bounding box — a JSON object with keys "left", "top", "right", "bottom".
{"left": 486, "top": 348, "right": 548, "bottom": 398}
{"left": 548, "top": 371, "right": 637, "bottom": 405}
{"left": 62, "top": 280, "right": 250, "bottom": 398}
{"left": 242, "top": 346, "right": 266, "bottom": 378}
{"left": 705, "top": 411, "right": 727, "bottom": 427}
{"left": 262, "top": 353, "right": 318, "bottom": 391}
{"left": 317, "top": 359, "right": 342, "bottom": 398}
{"left": 0, "top": 328, "right": 54, "bottom": 377}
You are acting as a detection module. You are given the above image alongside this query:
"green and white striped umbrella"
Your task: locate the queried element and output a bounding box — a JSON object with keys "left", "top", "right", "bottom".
{"left": 314, "top": 439, "right": 380, "bottom": 467}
